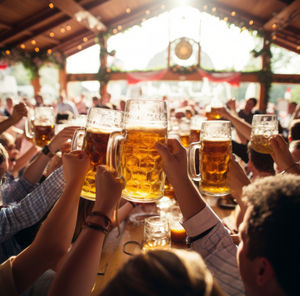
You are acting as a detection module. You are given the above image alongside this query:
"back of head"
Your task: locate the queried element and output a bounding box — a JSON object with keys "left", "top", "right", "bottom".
{"left": 100, "top": 249, "right": 223, "bottom": 296}
{"left": 243, "top": 174, "right": 300, "bottom": 295}
{"left": 289, "top": 140, "right": 300, "bottom": 161}
{"left": 289, "top": 119, "right": 300, "bottom": 141}
{"left": 0, "top": 143, "right": 8, "bottom": 179}
{"left": 0, "top": 132, "right": 14, "bottom": 149}
{"left": 248, "top": 146, "right": 274, "bottom": 175}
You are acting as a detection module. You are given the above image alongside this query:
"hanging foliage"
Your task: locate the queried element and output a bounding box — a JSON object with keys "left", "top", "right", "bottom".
{"left": 0, "top": 48, "right": 66, "bottom": 79}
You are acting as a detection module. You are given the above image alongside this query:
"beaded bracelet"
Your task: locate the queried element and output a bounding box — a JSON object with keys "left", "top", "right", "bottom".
{"left": 84, "top": 221, "right": 109, "bottom": 234}
{"left": 88, "top": 211, "right": 112, "bottom": 227}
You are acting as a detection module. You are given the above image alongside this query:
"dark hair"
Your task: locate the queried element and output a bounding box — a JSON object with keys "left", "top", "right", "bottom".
{"left": 0, "top": 143, "right": 8, "bottom": 165}
{"left": 243, "top": 174, "right": 300, "bottom": 295}
{"left": 248, "top": 98, "right": 257, "bottom": 107}
{"left": 247, "top": 146, "right": 274, "bottom": 174}
{"left": 289, "top": 119, "right": 300, "bottom": 141}
{"left": 100, "top": 249, "right": 224, "bottom": 296}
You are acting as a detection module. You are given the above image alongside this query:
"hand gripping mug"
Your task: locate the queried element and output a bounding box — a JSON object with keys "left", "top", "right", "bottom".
{"left": 107, "top": 99, "right": 168, "bottom": 203}
{"left": 188, "top": 120, "right": 232, "bottom": 196}
{"left": 71, "top": 107, "right": 122, "bottom": 201}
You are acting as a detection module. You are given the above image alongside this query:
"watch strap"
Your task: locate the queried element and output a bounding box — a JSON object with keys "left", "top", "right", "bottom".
{"left": 42, "top": 145, "right": 55, "bottom": 158}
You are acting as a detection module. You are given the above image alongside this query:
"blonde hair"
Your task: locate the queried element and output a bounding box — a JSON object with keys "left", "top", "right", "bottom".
{"left": 100, "top": 249, "right": 224, "bottom": 296}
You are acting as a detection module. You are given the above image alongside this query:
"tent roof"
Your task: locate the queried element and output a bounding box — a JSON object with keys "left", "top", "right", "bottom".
{"left": 0, "top": 0, "right": 299, "bottom": 56}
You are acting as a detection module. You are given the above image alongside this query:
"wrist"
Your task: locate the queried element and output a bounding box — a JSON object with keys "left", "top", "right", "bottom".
{"left": 47, "top": 142, "right": 57, "bottom": 154}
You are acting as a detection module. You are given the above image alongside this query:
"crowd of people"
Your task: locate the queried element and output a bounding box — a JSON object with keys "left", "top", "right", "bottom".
{"left": 0, "top": 92, "right": 299, "bottom": 296}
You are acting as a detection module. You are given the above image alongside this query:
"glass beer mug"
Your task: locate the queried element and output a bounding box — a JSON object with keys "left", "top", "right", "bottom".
{"left": 188, "top": 120, "right": 232, "bottom": 196}
{"left": 25, "top": 107, "right": 55, "bottom": 147}
{"left": 250, "top": 114, "right": 278, "bottom": 154}
{"left": 72, "top": 108, "right": 122, "bottom": 201}
{"left": 107, "top": 99, "right": 168, "bottom": 203}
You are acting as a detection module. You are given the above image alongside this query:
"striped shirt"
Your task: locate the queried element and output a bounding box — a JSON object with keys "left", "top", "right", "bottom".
{"left": 183, "top": 206, "right": 245, "bottom": 296}
{"left": 0, "top": 167, "right": 64, "bottom": 263}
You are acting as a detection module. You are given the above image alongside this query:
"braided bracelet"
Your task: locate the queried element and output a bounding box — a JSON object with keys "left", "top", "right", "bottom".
{"left": 84, "top": 221, "right": 109, "bottom": 234}
{"left": 88, "top": 211, "right": 112, "bottom": 227}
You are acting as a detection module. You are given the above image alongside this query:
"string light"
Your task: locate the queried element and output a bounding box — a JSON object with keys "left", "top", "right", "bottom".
{"left": 60, "top": 28, "right": 65, "bottom": 33}
{"left": 145, "top": 10, "right": 150, "bottom": 15}
{"left": 47, "top": 49, "right": 52, "bottom": 54}
{"left": 297, "top": 45, "right": 300, "bottom": 50}
{"left": 5, "top": 50, "right": 10, "bottom": 55}
{"left": 49, "top": 2, "right": 54, "bottom": 9}
{"left": 49, "top": 32, "right": 55, "bottom": 37}
{"left": 161, "top": 4, "right": 165, "bottom": 9}
{"left": 31, "top": 40, "right": 36, "bottom": 45}
{"left": 83, "top": 37, "right": 88, "bottom": 42}
{"left": 126, "top": 8, "right": 131, "bottom": 14}
{"left": 231, "top": 11, "right": 236, "bottom": 16}
{"left": 66, "top": 25, "right": 71, "bottom": 31}
{"left": 249, "top": 20, "right": 254, "bottom": 25}
{"left": 117, "top": 25, "right": 122, "bottom": 30}
{"left": 212, "top": 7, "right": 216, "bottom": 12}
{"left": 272, "top": 23, "right": 277, "bottom": 29}
{"left": 272, "top": 35, "right": 277, "bottom": 40}
{"left": 203, "top": 5, "right": 208, "bottom": 10}
{"left": 77, "top": 45, "right": 82, "bottom": 50}
{"left": 224, "top": 17, "right": 228, "bottom": 22}
{"left": 113, "top": 28, "right": 118, "bottom": 34}
{"left": 20, "top": 44, "right": 25, "bottom": 49}
{"left": 142, "top": 18, "right": 146, "bottom": 22}
{"left": 34, "top": 47, "right": 40, "bottom": 52}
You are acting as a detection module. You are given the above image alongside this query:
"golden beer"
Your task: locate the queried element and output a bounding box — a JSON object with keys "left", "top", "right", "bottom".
{"left": 200, "top": 139, "right": 231, "bottom": 196}
{"left": 33, "top": 125, "right": 55, "bottom": 147}
{"left": 180, "top": 134, "right": 190, "bottom": 148}
{"left": 121, "top": 128, "right": 167, "bottom": 202}
{"left": 189, "top": 129, "right": 200, "bottom": 144}
{"left": 250, "top": 134, "right": 273, "bottom": 154}
{"left": 206, "top": 108, "right": 221, "bottom": 120}
{"left": 81, "top": 129, "right": 110, "bottom": 200}
{"left": 164, "top": 178, "right": 175, "bottom": 199}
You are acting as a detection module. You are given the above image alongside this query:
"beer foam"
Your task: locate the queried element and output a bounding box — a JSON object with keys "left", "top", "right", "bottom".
{"left": 202, "top": 137, "right": 230, "bottom": 141}
{"left": 87, "top": 127, "right": 121, "bottom": 134}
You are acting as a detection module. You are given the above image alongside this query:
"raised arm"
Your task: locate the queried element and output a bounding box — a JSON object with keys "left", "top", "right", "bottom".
{"left": 0, "top": 103, "right": 27, "bottom": 135}
{"left": 48, "top": 165, "right": 123, "bottom": 296}
{"left": 11, "top": 151, "right": 89, "bottom": 294}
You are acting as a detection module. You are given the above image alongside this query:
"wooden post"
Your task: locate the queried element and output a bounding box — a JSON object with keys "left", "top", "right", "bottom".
{"left": 259, "top": 33, "right": 272, "bottom": 113}
{"left": 99, "top": 34, "right": 108, "bottom": 97}
{"left": 59, "top": 64, "right": 68, "bottom": 97}
{"left": 31, "top": 75, "right": 41, "bottom": 96}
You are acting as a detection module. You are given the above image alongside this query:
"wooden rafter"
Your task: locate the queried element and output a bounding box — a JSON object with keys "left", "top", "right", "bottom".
{"left": 50, "top": 0, "right": 106, "bottom": 33}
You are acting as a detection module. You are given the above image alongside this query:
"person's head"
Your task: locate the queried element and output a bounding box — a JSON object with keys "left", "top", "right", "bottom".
{"left": 288, "top": 119, "right": 300, "bottom": 142}
{"left": 0, "top": 132, "right": 19, "bottom": 166}
{"left": 59, "top": 95, "right": 64, "bottom": 103}
{"left": 288, "top": 102, "right": 297, "bottom": 115}
{"left": 35, "top": 94, "right": 44, "bottom": 106}
{"left": 245, "top": 98, "right": 257, "bottom": 112}
{"left": 238, "top": 174, "right": 300, "bottom": 296}
{"left": 101, "top": 249, "right": 224, "bottom": 296}
{"left": 247, "top": 146, "right": 275, "bottom": 179}
{"left": 289, "top": 140, "right": 300, "bottom": 162}
{"left": 6, "top": 97, "right": 13, "bottom": 108}
{"left": 101, "top": 93, "right": 111, "bottom": 105}
{"left": 92, "top": 96, "right": 99, "bottom": 107}
{"left": 0, "top": 143, "right": 9, "bottom": 179}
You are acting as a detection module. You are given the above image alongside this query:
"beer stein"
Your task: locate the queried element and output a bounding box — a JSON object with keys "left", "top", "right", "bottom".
{"left": 107, "top": 99, "right": 168, "bottom": 203}
{"left": 250, "top": 114, "right": 278, "bottom": 154}
{"left": 188, "top": 120, "right": 232, "bottom": 196}
{"left": 72, "top": 108, "right": 122, "bottom": 201}
{"left": 25, "top": 107, "right": 55, "bottom": 147}
{"left": 178, "top": 118, "right": 190, "bottom": 148}
{"left": 189, "top": 115, "right": 204, "bottom": 144}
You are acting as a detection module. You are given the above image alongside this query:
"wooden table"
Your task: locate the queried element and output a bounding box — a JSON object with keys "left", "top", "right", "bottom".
{"left": 91, "top": 198, "right": 236, "bottom": 295}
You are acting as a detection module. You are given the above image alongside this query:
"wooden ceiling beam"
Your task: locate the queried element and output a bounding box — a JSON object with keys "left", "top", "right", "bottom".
{"left": 51, "top": 0, "right": 106, "bottom": 33}
{"left": 0, "top": 21, "right": 12, "bottom": 30}
{"left": 1, "top": 0, "right": 109, "bottom": 47}
{"left": 263, "top": 0, "right": 300, "bottom": 31}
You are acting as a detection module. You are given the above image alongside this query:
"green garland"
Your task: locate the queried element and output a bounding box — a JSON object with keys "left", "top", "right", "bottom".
{"left": 0, "top": 48, "right": 66, "bottom": 79}
{"left": 169, "top": 64, "right": 198, "bottom": 74}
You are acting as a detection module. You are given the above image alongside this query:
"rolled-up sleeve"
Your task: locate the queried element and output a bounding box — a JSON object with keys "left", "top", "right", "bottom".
{"left": 183, "top": 206, "right": 245, "bottom": 296}
{"left": 0, "top": 167, "right": 64, "bottom": 243}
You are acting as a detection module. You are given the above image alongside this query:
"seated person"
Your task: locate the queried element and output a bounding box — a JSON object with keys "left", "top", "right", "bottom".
{"left": 0, "top": 151, "right": 90, "bottom": 295}
{"left": 49, "top": 167, "right": 224, "bottom": 296}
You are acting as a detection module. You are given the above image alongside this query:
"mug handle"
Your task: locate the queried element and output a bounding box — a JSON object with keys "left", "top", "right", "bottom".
{"left": 106, "top": 131, "right": 125, "bottom": 176}
{"left": 71, "top": 127, "right": 86, "bottom": 151}
{"left": 25, "top": 118, "right": 34, "bottom": 141}
{"left": 187, "top": 142, "right": 201, "bottom": 181}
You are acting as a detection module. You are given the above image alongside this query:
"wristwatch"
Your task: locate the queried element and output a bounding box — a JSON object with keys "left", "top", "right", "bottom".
{"left": 41, "top": 145, "right": 55, "bottom": 158}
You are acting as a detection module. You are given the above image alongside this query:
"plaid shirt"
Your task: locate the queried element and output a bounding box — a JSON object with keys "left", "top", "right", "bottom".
{"left": 183, "top": 206, "right": 245, "bottom": 296}
{"left": 0, "top": 167, "right": 64, "bottom": 263}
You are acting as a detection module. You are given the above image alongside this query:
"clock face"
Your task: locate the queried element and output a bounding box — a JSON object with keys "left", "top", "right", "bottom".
{"left": 175, "top": 39, "right": 193, "bottom": 60}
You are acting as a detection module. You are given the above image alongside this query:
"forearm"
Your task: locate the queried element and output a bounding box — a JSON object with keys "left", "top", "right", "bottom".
{"left": 227, "top": 112, "right": 251, "bottom": 141}
{"left": 172, "top": 177, "right": 206, "bottom": 220}
{"left": 22, "top": 152, "right": 50, "bottom": 184}
{"left": 0, "top": 117, "right": 17, "bottom": 134}
{"left": 49, "top": 229, "right": 105, "bottom": 296}
{"left": 13, "top": 145, "right": 39, "bottom": 174}
{"left": 12, "top": 181, "right": 82, "bottom": 293}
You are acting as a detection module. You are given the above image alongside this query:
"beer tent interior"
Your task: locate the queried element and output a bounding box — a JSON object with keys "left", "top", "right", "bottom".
{"left": 0, "top": 0, "right": 300, "bottom": 110}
